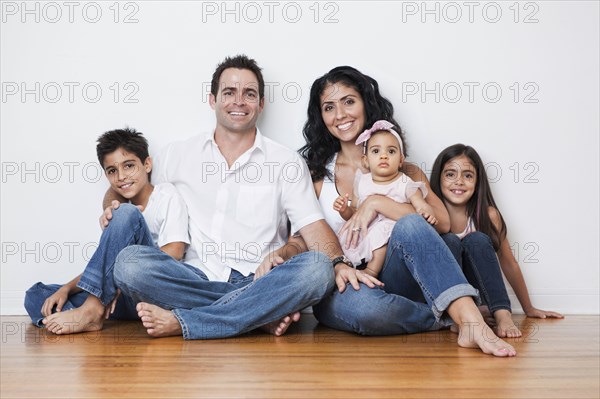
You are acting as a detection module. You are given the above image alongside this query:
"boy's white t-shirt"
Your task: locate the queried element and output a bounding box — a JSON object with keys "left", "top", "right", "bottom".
{"left": 142, "top": 182, "right": 190, "bottom": 248}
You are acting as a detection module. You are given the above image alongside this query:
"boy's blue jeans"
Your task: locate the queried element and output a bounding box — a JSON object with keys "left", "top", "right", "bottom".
{"left": 442, "top": 232, "right": 512, "bottom": 314}
{"left": 313, "top": 214, "right": 480, "bottom": 336}
{"left": 24, "top": 204, "right": 152, "bottom": 326}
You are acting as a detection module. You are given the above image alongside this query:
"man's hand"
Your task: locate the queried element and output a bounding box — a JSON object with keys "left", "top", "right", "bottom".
{"left": 334, "top": 263, "right": 383, "bottom": 293}
{"left": 254, "top": 255, "right": 285, "bottom": 281}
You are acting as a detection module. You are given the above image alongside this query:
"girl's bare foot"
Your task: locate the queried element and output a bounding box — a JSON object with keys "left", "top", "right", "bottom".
{"left": 448, "top": 297, "right": 517, "bottom": 357}
{"left": 136, "top": 302, "right": 182, "bottom": 337}
{"left": 42, "top": 296, "right": 105, "bottom": 335}
{"left": 260, "top": 312, "right": 301, "bottom": 336}
{"left": 494, "top": 309, "right": 522, "bottom": 338}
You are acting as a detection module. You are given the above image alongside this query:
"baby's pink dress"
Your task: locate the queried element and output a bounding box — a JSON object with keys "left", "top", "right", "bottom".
{"left": 340, "top": 171, "right": 428, "bottom": 266}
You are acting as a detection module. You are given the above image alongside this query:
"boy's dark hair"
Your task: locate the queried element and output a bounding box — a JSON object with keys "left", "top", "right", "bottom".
{"left": 210, "top": 54, "right": 265, "bottom": 99}
{"left": 96, "top": 128, "right": 149, "bottom": 167}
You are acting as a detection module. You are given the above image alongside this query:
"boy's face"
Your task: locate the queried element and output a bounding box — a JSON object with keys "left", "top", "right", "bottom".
{"left": 102, "top": 148, "right": 152, "bottom": 201}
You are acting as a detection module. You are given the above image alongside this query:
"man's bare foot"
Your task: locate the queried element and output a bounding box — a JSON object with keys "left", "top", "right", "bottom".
{"left": 450, "top": 324, "right": 459, "bottom": 334}
{"left": 448, "top": 297, "right": 516, "bottom": 357}
{"left": 42, "top": 297, "right": 104, "bottom": 335}
{"left": 136, "top": 302, "right": 182, "bottom": 337}
{"left": 260, "top": 312, "right": 301, "bottom": 336}
{"left": 494, "top": 309, "right": 522, "bottom": 338}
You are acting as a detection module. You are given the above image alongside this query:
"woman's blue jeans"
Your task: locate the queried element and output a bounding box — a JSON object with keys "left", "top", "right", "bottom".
{"left": 24, "top": 204, "right": 154, "bottom": 327}
{"left": 442, "top": 232, "right": 512, "bottom": 314}
{"left": 313, "top": 214, "right": 480, "bottom": 335}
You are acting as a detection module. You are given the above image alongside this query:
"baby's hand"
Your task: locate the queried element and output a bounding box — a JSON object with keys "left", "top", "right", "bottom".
{"left": 417, "top": 204, "right": 438, "bottom": 226}
{"left": 333, "top": 193, "right": 350, "bottom": 214}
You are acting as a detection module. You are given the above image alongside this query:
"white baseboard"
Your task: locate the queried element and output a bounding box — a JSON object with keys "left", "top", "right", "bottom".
{"left": 3, "top": 290, "right": 599, "bottom": 316}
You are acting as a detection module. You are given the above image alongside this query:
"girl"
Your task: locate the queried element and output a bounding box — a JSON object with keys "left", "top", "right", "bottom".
{"left": 431, "top": 143, "right": 563, "bottom": 338}
{"left": 334, "top": 120, "right": 437, "bottom": 277}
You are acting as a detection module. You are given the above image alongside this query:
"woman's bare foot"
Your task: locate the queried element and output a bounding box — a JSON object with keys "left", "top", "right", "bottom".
{"left": 42, "top": 296, "right": 105, "bottom": 335}
{"left": 136, "top": 302, "right": 182, "bottom": 337}
{"left": 448, "top": 297, "right": 517, "bottom": 357}
{"left": 261, "top": 312, "right": 301, "bottom": 336}
{"left": 494, "top": 309, "right": 522, "bottom": 338}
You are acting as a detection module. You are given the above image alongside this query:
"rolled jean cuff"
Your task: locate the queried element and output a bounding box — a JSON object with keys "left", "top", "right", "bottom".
{"left": 171, "top": 309, "right": 190, "bottom": 340}
{"left": 432, "top": 283, "right": 480, "bottom": 323}
{"left": 75, "top": 281, "right": 105, "bottom": 305}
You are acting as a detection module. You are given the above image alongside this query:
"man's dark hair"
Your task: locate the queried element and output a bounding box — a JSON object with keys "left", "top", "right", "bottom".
{"left": 96, "top": 127, "right": 149, "bottom": 167}
{"left": 210, "top": 54, "right": 265, "bottom": 99}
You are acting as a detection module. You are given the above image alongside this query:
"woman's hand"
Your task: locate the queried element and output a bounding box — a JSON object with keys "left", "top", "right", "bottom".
{"left": 41, "top": 285, "right": 70, "bottom": 316}
{"left": 338, "top": 196, "right": 379, "bottom": 249}
{"left": 334, "top": 263, "right": 383, "bottom": 293}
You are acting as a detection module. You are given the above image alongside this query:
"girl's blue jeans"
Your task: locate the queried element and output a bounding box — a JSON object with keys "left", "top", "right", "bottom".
{"left": 442, "top": 232, "right": 512, "bottom": 314}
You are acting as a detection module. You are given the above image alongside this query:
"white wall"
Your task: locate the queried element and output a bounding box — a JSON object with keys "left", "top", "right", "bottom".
{"left": 2, "top": 1, "right": 598, "bottom": 315}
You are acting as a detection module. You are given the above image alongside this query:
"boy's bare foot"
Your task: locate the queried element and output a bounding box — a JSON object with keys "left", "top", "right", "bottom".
{"left": 494, "top": 309, "right": 522, "bottom": 338}
{"left": 42, "top": 297, "right": 105, "bottom": 335}
{"left": 260, "top": 312, "right": 301, "bottom": 336}
{"left": 136, "top": 302, "right": 182, "bottom": 337}
{"left": 448, "top": 297, "right": 517, "bottom": 357}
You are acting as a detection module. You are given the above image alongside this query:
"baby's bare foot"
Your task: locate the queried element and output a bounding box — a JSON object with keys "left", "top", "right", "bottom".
{"left": 137, "top": 302, "right": 182, "bottom": 337}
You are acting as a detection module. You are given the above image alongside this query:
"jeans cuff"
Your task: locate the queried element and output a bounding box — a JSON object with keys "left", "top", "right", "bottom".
{"left": 171, "top": 309, "right": 189, "bottom": 340}
{"left": 432, "top": 283, "right": 480, "bottom": 321}
{"left": 488, "top": 304, "right": 513, "bottom": 314}
{"left": 75, "top": 281, "right": 106, "bottom": 306}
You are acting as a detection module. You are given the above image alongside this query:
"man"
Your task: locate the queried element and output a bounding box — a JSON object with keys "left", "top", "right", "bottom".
{"left": 101, "top": 55, "right": 380, "bottom": 339}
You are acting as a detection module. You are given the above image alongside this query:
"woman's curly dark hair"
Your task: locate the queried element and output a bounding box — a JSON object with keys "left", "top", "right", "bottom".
{"left": 299, "top": 66, "right": 406, "bottom": 181}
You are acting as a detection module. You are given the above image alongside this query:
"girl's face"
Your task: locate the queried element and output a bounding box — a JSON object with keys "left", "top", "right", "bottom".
{"left": 319, "top": 83, "right": 366, "bottom": 143}
{"left": 440, "top": 155, "right": 477, "bottom": 207}
{"left": 363, "top": 131, "right": 402, "bottom": 182}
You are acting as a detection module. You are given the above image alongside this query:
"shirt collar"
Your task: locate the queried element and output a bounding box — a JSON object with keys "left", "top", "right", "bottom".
{"left": 200, "top": 127, "right": 266, "bottom": 157}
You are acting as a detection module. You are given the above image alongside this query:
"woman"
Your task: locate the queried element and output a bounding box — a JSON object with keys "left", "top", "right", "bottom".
{"left": 299, "top": 66, "right": 516, "bottom": 357}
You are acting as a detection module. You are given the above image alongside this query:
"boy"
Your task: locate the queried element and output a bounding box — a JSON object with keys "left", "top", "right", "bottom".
{"left": 24, "top": 128, "right": 189, "bottom": 335}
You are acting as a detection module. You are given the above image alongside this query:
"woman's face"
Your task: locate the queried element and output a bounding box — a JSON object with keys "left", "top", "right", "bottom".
{"left": 319, "top": 83, "right": 366, "bottom": 143}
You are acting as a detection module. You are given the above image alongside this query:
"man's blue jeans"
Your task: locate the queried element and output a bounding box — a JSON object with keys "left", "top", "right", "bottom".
{"left": 113, "top": 247, "right": 335, "bottom": 340}
{"left": 24, "top": 204, "right": 152, "bottom": 326}
{"left": 442, "top": 232, "right": 512, "bottom": 314}
{"left": 313, "top": 214, "right": 480, "bottom": 335}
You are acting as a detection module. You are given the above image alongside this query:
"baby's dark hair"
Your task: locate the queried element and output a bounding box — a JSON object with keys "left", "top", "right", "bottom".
{"left": 96, "top": 128, "right": 149, "bottom": 167}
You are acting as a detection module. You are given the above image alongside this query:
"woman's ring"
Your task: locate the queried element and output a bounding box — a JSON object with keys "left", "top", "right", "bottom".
{"left": 352, "top": 227, "right": 361, "bottom": 232}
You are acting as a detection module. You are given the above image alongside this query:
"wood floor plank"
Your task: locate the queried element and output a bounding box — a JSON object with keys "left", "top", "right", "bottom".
{"left": 1, "top": 315, "right": 598, "bottom": 398}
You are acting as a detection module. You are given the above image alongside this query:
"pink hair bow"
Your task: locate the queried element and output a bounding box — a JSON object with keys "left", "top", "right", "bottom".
{"left": 355, "top": 120, "right": 403, "bottom": 154}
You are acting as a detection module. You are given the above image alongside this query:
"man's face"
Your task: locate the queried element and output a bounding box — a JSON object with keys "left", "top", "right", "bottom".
{"left": 209, "top": 68, "right": 264, "bottom": 135}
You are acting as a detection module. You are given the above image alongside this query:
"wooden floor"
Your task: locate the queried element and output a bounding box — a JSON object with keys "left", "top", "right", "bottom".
{"left": 1, "top": 315, "right": 598, "bottom": 399}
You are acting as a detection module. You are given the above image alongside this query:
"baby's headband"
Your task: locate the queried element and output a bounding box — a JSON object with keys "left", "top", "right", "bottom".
{"left": 355, "top": 120, "right": 404, "bottom": 155}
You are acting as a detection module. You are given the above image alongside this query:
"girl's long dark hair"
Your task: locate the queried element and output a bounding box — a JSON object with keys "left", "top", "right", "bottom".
{"left": 299, "top": 66, "right": 406, "bottom": 181}
{"left": 430, "top": 144, "right": 507, "bottom": 251}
